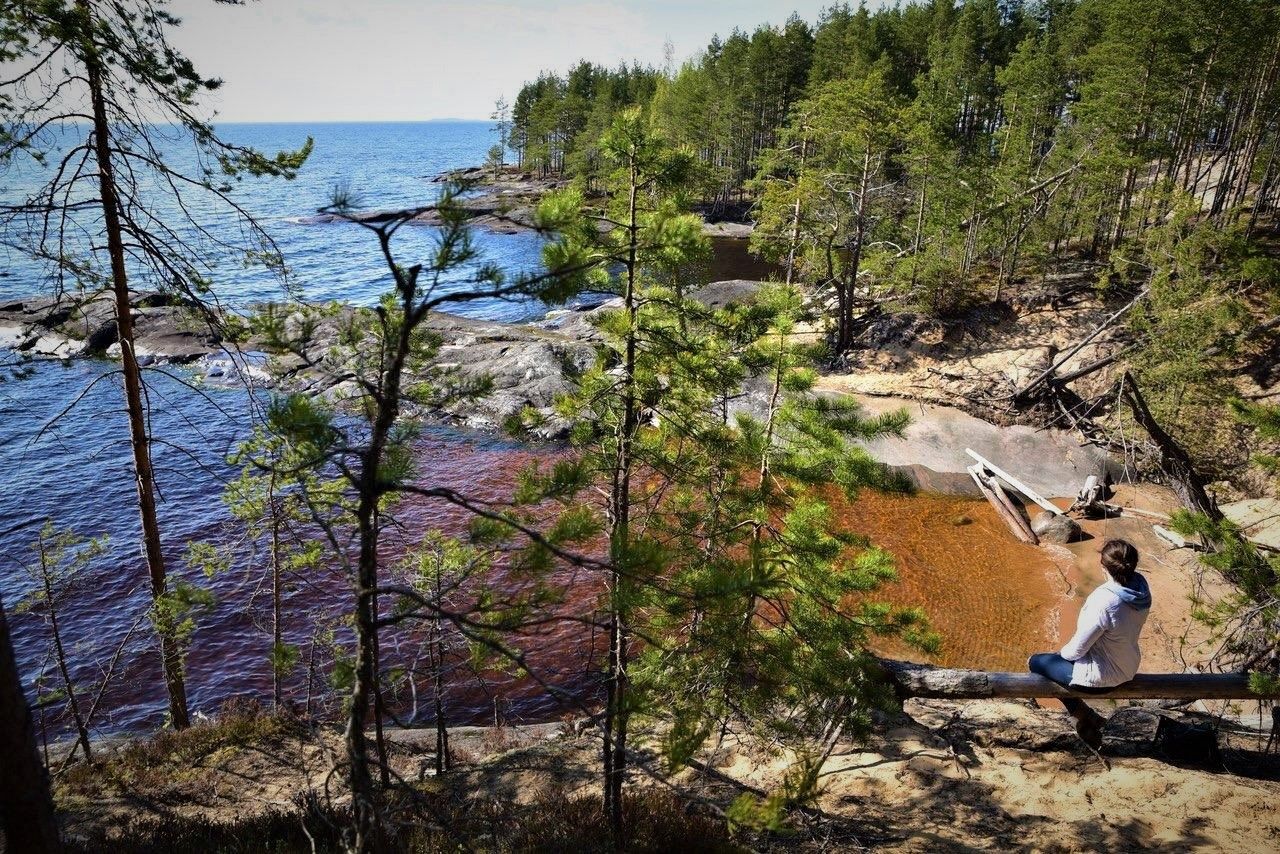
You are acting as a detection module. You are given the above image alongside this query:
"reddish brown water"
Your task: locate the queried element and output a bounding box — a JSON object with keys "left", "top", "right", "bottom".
{"left": 830, "top": 490, "right": 1063, "bottom": 671}
{"left": 14, "top": 429, "right": 1063, "bottom": 735}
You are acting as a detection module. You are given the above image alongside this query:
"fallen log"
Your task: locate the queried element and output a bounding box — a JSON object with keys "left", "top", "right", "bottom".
{"left": 964, "top": 448, "right": 1062, "bottom": 516}
{"left": 958, "top": 162, "right": 1084, "bottom": 230}
{"left": 1050, "top": 348, "right": 1128, "bottom": 388}
{"left": 882, "top": 660, "right": 1280, "bottom": 700}
{"left": 969, "top": 465, "right": 1037, "bottom": 544}
{"left": 988, "top": 475, "right": 1040, "bottom": 545}
{"left": 1012, "top": 287, "right": 1149, "bottom": 404}
{"left": 1119, "top": 371, "right": 1223, "bottom": 522}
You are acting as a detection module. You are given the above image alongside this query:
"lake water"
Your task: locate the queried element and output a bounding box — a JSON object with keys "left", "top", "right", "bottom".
{"left": 0, "top": 121, "right": 1059, "bottom": 736}
{"left": 1, "top": 121, "right": 555, "bottom": 319}
{"left": 1, "top": 121, "right": 579, "bottom": 731}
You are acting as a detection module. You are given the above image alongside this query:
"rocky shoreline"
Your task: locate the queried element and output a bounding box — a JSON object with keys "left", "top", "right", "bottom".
{"left": 1, "top": 278, "right": 1124, "bottom": 498}
{"left": 0, "top": 281, "right": 786, "bottom": 440}
{"left": 286, "top": 164, "right": 756, "bottom": 238}
{"left": 0, "top": 289, "right": 602, "bottom": 438}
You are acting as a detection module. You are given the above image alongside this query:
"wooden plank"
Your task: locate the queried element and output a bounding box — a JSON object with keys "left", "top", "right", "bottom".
{"left": 964, "top": 448, "right": 1062, "bottom": 516}
{"left": 882, "top": 660, "right": 1279, "bottom": 700}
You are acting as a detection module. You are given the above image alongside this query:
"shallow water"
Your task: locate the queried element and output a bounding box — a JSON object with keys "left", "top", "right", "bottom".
{"left": 833, "top": 490, "right": 1063, "bottom": 671}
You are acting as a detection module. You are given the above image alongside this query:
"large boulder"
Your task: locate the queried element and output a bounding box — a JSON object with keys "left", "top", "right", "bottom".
{"left": 1031, "top": 511, "right": 1082, "bottom": 544}
{"left": 688, "top": 279, "right": 764, "bottom": 309}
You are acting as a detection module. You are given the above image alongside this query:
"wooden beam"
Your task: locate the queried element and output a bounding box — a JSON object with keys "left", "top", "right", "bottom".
{"left": 964, "top": 448, "right": 1062, "bottom": 516}
{"left": 882, "top": 660, "right": 1280, "bottom": 700}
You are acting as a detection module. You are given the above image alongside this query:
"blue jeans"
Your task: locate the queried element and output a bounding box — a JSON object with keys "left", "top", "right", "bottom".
{"left": 1028, "top": 652, "right": 1106, "bottom": 718}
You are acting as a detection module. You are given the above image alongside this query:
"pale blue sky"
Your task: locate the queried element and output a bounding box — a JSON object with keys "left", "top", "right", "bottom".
{"left": 168, "top": 0, "right": 871, "bottom": 122}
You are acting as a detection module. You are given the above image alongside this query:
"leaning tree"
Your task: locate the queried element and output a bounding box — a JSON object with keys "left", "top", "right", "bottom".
{"left": 0, "top": 0, "right": 309, "bottom": 728}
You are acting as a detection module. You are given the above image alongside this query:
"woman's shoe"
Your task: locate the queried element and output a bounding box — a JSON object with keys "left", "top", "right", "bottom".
{"left": 1074, "top": 708, "right": 1106, "bottom": 751}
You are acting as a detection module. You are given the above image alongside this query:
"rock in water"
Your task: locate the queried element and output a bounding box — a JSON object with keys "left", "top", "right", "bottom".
{"left": 1031, "top": 511, "right": 1081, "bottom": 544}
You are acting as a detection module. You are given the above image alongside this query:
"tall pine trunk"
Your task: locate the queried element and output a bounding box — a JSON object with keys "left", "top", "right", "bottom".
{"left": 602, "top": 149, "right": 643, "bottom": 840}
{"left": 83, "top": 11, "right": 190, "bottom": 730}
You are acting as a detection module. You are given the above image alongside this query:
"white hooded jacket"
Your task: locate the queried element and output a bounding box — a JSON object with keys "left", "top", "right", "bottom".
{"left": 1060, "top": 573, "right": 1152, "bottom": 688}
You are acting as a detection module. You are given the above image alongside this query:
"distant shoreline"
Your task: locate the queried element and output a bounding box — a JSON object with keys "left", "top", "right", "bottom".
{"left": 212, "top": 118, "right": 492, "bottom": 125}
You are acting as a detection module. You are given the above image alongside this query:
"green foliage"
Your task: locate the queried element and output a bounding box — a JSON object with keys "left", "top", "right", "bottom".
{"left": 152, "top": 579, "right": 216, "bottom": 677}
{"left": 270, "top": 642, "right": 300, "bottom": 679}
{"left": 1171, "top": 398, "right": 1280, "bottom": 677}
{"left": 511, "top": 115, "right": 937, "bottom": 828}
{"left": 16, "top": 521, "right": 108, "bottom": 713}
{"left": 1230, "top": 400, "right": 1280, "bottom": 474}
{"left": 15, "top": 520, "right": 107, "bottom": 615}
{"left": 506, "top": 0, "right": 1280, "bottom": 348}
{"left": 1120, "top": 205, "right": 1271, "bottom": 470}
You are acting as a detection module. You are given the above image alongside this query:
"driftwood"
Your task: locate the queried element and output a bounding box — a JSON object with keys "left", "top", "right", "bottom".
{"left": 1069, "top": 475, "right": 1103, "bottom": 514}
{"left": 1119, "top": 372, "right": 1223, "bottom": 522}
{"left": 882, "top": 659, "right": 1280, "bottom": 701}
{"left": 964, "top": 448, "right": 1062, "bottom": 516}
{"left": 1013, "top": 287, "right": 1149, "bottom": 404}
{"left": 989, "top": 475, "right": 1039, "bottom": 544}
{"left": 969, "top": 465, "right": 1038, "bottom": 544}
{"left": 1100, "top": 503, "right": 1170, "bottom": 522}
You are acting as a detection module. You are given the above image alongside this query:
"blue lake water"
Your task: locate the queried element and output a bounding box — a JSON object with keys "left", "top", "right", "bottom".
{"left": 0, "top": 122, "right": 582, "bottom": 731}
{"left": 1, "top": 121, "right": 552, "bottom": 319}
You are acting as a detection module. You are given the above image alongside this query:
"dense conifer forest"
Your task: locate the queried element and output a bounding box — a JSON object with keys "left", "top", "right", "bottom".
{"left": 510, "top": 0, "right": 1280, "bottom": 324}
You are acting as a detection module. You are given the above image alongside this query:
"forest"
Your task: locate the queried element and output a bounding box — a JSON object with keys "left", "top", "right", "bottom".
{"left": 511, "top": 0, "right": 1280, "bottom": 340}
{"left": 2, "top": 1, "right": 1280, "bottom": 852}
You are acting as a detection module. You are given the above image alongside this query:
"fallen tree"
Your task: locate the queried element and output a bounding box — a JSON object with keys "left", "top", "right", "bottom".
{"left": 882, "top": 659, "right": 1280, "bottom": 701}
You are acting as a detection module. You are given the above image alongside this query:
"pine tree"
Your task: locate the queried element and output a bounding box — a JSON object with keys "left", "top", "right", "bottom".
{"left": 252, "top": 185, "right": 579, "bottom": 852}
{"left": 0, "top": 0, "right": 310, "bottom": 729}
{"left": 753, "top": 68, "right": 906, "bottom": 352}
{"left": 15, "top": 522, "right": 107, "bottom": 764}
{"left": 520, "top": 111, "right": 935, "bottom": 838}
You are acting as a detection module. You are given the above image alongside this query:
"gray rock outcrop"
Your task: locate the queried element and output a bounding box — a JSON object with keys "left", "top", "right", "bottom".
{"left": 0, "top": 292, "right": 220, "bottom": 363}
{"left": 1031, "top": 511, "right": 1083, "bottom": 544}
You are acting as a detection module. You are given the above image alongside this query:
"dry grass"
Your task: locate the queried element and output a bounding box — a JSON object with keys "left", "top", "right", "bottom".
{"left": 60, "top": 787, "right": 738, "bottom": 853}
{"left": 58, "top": 700, "right": 310, "bottom": 806}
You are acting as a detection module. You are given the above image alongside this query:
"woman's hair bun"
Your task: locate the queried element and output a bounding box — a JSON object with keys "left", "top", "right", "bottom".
{"left": 1101, "top": 538, "right": 1139, "bottom": 583}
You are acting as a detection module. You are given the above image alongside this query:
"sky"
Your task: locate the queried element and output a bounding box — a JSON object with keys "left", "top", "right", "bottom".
{"left": 166, "top": 0, "right": 856, "bottom": 123}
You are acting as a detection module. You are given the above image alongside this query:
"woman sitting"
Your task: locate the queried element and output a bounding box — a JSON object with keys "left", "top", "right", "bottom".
{"left": 1028, "top": 538, "right": 1152, "bottom": 749}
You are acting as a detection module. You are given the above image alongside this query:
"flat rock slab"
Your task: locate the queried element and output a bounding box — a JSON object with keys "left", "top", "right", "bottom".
{"left": 701, "top": 221, "right": 754, "bottom": 239}
{"left": 1220, "top": 497, "right": 1280, "bottom": 550}
{"left": 853, "top": 394, "right": 1116, "bottom": 499}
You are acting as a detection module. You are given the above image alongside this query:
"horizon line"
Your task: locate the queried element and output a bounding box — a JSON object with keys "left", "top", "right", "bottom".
{"left": 211, "top": 117, "right": 492, "bottom": 125}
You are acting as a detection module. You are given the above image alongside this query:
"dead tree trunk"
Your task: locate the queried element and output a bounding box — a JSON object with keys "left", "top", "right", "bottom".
{"left": 0, "top": 596, "right": 62, "bottom": 854}
{"left": 1119, "top": 372, "right": 1223, "bottom": 522}
{"left": 1013, "top": 287, "right": 1148, "bottom": 405}
{"left": 882, "top": 659, "right": 1279, "bottom": 700}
